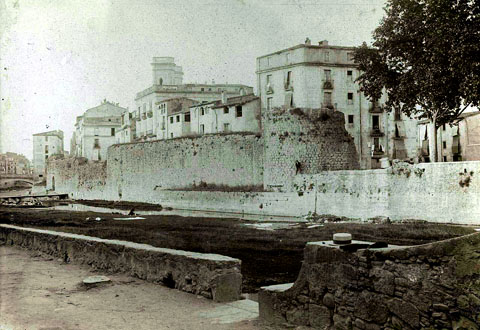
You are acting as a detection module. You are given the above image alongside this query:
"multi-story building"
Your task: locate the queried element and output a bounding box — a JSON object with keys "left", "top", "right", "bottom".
{"left": 256, "top": 40, "right": 418, "bottom": 169}
{"left": 134, "top": 57, "right": 253, "bottom": 130}
{"left": 32, "top": 130, "right": 64, "bottom": 174}
{"left": 417, "top": 111, "right": 480, "bottom": 162}
{"left": 115, "top": 111, "right": 136, "bottom": 144}
{"left": 0, "top": 152, "right": 31, "bottom": 175}
{"left": 72, "top": 100, "right": 126, "bottom": 160}
{"left": 190, "top": 93, "right": 261, "bottom": 135}
{"left": 135, "top": 97, "right": 197, "bottom": 141}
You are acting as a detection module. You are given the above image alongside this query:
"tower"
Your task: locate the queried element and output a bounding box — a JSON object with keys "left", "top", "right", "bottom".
{"left": 151, "top": 57, "right": 184, "bottom": 86}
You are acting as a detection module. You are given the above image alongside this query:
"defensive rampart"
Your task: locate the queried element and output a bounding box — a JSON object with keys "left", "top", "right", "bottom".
{"left": 263, "top": 108, "right": 359, "bottom": 191}
{"left": 0, "top": 224, "right": 242, "bottom": 302}
{"left": 259, "top": 232, "right": 480, "bottom": 329}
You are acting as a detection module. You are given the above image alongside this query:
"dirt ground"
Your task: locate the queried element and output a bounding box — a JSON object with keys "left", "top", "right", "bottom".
{"left": 0, "top": 246, "right": 270, "bottom": 330}
{"left": 0, "top": 205, "right": 474, "bottom": 292}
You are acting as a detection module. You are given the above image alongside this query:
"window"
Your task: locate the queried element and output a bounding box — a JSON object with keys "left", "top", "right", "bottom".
{"left": 373, "top": 138, "right": 381, "bottom": 152}
{"left": 224, "top": 123, "right": 230, "bottom": 132}
{"left": 170, "top": 117, "right": 173, "bottom": 124}
{"left": 159, "top": 78, "right": 163, "bottom": 85}
{"left": 267, "top": 74, "right": 272, "bottom": 85}
{"left": 286, "top": 71, "right": 292, "bottom": 88}
{"left": 325, "top": 51, "right": 330, "bottom": 62}
{"left": 394, "top": 108, "right": 401, "bottom": 121}
{"left": 111, "top": 128, "right": 115, "bottom": 136}
{"left": 347, "top": 70, "right": 353, "bottom": 80}
{"left": 94, "top": 139, "right": 100, "bottom": 148}
{"left": 443, "top": 156, "right": 447, "bottom": 162}
{"left": 443, "top": 141, "right": 447, "bottom": 149}
{"left": 201, "top": 107, "right": 205, "bottom": 116}
{"left": 347, "top": 92, "right": 354, "bottom": 104}
{"left": 372, "top": 115, "right": 380, "bottom": 129}
{"left": 236, "top": 105, "right": 243, "bottom": 117}
{"left": 443, "top": 124, "right": 446, "bottom": 131}
{"left": 45, "top": 145, "right": 48, "bottom": 153}
{"left": 176, "top": 115, "right": 180, "bottom": 123}
{"left": 200, "top": 124, "right": 205, "bottom": 134}
{"left": 324, "top": 92, "right": 332, "bottom": 107}
{"left": 395, "top": 124, "right": 400, "bottom": 138}
{"left": 171, "top": 133, "right": 173, "bottom": 138}
{"left": 201, "top": 88, "right": 204, "bottom": 92}
{"left": 45, "top": 155, "right": 48, "bottom": 160}
{"left": 324, "top": 69, "right": 332, "bottom": 82}
{"left": 45, "top": 136, "right": 48, "bottom": 142}
{"left": 267, "top": 97, "right": 273, "bottom": 111}
{"left": 348, "top": 115, "right": 354, "bottom": 124}
{"left": 184, "top": 113, "right": 191, "bottom": 122}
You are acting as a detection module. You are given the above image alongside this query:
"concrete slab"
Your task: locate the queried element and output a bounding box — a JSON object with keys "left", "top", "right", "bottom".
{"left": 197, "top": 299, "right": 259, "bottom": 324}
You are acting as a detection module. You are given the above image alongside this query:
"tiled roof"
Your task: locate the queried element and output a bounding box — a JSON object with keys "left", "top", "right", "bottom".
{"left": 211, "top": 94, "right": 259, "bottom": 109}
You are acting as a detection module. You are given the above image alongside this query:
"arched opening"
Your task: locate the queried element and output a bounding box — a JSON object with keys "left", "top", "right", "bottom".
{"left": 159, "top": 78, "right": 163, "bottom": 85}
{"left": 52, "top": 176, "right": 55, "bottom": 191}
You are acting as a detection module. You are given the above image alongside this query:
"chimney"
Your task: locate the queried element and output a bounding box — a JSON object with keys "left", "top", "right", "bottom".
{"left": 305, "top": 37, "right": 311, "bottom": 45}
{"left": 319, "top": 40, "right": 328, "bottom": 46}
{"left": 221, "top": 90, "right": 227, "bottom": 104}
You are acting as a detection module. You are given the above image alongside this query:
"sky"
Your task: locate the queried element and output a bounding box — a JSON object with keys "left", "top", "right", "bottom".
{"left": 0, "top": 0, "right": 387, "bottom": 159}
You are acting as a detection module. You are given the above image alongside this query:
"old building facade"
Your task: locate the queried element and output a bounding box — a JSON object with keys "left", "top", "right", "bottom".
{"left": 0, "top": 152, "right": 31, "bottom": 175}
{"left": 190, "top": 94, "right": 261, "bottom": 135}
{"left": 417, "top": 112, "right": 480, "bottom": 162}
{"left": 72, "top": 100, "right": 126, "bottom": 161}
{"left": 33, "top": 130, "right": 64, "bottom": 174}
{"left": 256, "top": 41, "right": 418, "bottom": 169}
{"left": 115, "top": 111, "right": 136, "bottom": 144}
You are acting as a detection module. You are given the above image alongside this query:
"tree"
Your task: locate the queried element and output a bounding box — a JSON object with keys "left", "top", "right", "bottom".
{"left": 354, "top": 0, "right": 480, "bottom": 162}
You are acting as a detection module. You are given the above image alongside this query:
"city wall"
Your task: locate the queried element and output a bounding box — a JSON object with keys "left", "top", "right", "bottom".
{"left": 106, "top": 133, "right": 264, "bottom": 201}
{"left": 0, "top": 224, "right": 242, "bottom": 302}
{"left": 259, "top": 232, "right": 480, "bottom": 329}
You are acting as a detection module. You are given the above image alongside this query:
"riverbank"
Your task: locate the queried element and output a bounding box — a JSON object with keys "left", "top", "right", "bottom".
{"left": 0, "top": 205, "right": 474, "bottom": 292}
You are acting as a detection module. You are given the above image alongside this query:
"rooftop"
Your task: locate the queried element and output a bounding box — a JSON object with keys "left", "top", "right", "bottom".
{"left": 257, "top": 42, "right": 356, "bottom": 59}
{"left": 33, "top": 130, "right": 64, "bottom": 138}
{"left": 211, "top": 94, "right": 259, "bottom": 109}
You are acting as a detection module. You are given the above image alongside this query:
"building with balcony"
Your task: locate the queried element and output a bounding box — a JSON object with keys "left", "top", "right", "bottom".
{"left": 33, "top": 130, "right": 64, "bottom": 174}
{"left": 134, "top": 57, "right": 254, "bottom": 129}
{"left": 256, "top": 40, "right": 418, "bottom": 169}
{"left": 71, "top": 100, "right": 126, "bottom": 161}
{"left": 190, "top": 93, "right": 261, "bottom": 136}
{"left": 115, "top": 111, "right": 136, "bottom": 144}
{"left": 134, "top": 97, "right": 197, "bottom": 141}
{"left": 417, "top": 111, "right": 480, "bottom": 163}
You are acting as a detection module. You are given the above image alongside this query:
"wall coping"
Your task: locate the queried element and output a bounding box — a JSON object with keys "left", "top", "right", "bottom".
{"left": 0, "top": 224, "right": 239, "bottom": 263}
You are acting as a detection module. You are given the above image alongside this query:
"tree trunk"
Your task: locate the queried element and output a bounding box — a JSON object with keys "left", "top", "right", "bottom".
{"left": 431, "top": 117, "right": 438, "bottom": 162}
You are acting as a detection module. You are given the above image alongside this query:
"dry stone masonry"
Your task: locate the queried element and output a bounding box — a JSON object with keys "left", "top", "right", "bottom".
{"left": 0, "top": 224, "right": 243, "bottom": 302}
{"left": 259, "top": 233, "right": 480, "bottom": 329}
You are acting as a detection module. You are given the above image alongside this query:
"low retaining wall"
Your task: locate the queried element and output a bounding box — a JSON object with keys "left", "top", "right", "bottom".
{"left": 259, "top": 233, "right": 480, "bottom": 329}
{"left": 0, "top": 224, "right": 242, "bottom": 302}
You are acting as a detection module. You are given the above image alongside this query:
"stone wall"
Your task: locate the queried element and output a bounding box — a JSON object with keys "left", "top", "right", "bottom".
{"left": 0, "top": 224, "right": 242, "bottom": 302}
{"left": 259, "top": 232, "right": 480, "bottom": 329}
{"left": 263, "top": 108, "right": 359, "bottom": 191}
{"left": 293, "top": 160, "right": 480, "bottom": 224}
{"left": 106, "top": 133, "right": 264, "bottom": 200}
{"left": 47, "top": 157, "right": 108, "bottom": 200}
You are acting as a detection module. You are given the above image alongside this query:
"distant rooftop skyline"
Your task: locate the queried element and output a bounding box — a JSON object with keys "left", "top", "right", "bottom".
{"left": 0, "top": 0, "right": 387, "bottom": 159}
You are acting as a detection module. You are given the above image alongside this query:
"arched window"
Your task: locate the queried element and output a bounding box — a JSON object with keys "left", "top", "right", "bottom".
{"left": 159, "top": 78, "right": 163, "bottom": 85}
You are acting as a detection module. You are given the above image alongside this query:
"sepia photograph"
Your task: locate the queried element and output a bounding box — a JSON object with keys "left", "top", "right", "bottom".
{"left": 0, "top": 0, "right": 479, "bottom": 328}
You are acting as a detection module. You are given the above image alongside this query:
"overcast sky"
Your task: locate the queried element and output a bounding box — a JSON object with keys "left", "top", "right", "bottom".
{"left": 0, "top": 0, "right": 386, "bottom": 159}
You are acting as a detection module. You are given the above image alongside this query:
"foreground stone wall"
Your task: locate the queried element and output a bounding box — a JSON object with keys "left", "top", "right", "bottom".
{"left": 263, "top": 108, "right": 359, "bottom": 191}
{"left": 259, "top": 233, "right": 480, "bottom": 329}
{"left": 0, "top": 224, "right": 242, "bottom": 302}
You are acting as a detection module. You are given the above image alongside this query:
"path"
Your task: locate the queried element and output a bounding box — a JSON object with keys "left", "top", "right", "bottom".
{"left": 0, "top": 246, "right": 272, "bottom": 330}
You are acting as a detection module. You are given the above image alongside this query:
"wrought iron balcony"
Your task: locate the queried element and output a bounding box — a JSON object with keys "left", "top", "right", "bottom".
{"left": 370, "top": 128, "right": 384, "bottom": 137}
{"left": 321, "top": 102, "right": 335, "bottom": 110}
{"left": 323, "top": 79, "right": 334, "bottom": 89}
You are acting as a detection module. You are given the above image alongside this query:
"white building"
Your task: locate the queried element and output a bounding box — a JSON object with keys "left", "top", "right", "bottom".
{"left": 32, "top": 130, "right": 64, "bottom": 174}
{"left": 134, "top": 57, "right": 254, "bottom": 131}
{"left": 72, "top": 100, "right": 126, "bottom": 160}
{"left": 115, "top": 111, "right": 136, "bottom": 144}
{"left": 190, "top": 94, "right": 261, "bottom": 135}
{"left": 256, "top": 40, "right": 418, "bottom": 169}
{"left": 134, "top": 97, "right": 197, "bottom": 141}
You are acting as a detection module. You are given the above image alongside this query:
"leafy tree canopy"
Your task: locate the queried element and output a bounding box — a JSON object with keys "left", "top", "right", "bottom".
{"left": 354, "top": 0, "right": 480, "bottom": 127}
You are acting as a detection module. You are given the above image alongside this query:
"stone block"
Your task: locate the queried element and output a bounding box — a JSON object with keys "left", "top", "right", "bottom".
{"left": 309, "top": 304, "right": 331, "bottom": 329}
{"left": 211, "top": 272, "right": 242, "bottom": 302}
{"left": 387, "top": 298, "right": 420, "bottom": 328}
